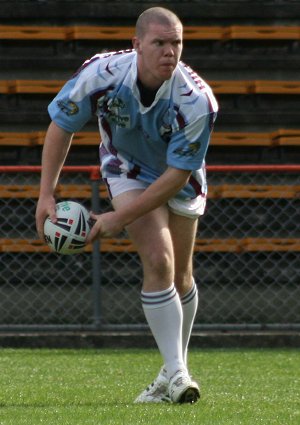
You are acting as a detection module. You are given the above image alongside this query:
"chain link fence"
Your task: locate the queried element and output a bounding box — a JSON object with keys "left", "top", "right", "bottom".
{"left": 0, "top": 165, "right": 299, "bottom": 331}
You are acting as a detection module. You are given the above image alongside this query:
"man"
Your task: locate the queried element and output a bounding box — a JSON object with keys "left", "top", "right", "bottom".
{"left": 36, "top": 7, "right": 218, "bottom": 404}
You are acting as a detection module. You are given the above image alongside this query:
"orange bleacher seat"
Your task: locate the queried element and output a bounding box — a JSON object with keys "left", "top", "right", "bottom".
{"left": 68, "top": 25, "right": 227, "bottom": 41}
{"left": 194, "top": 238, "right": 300, "bottom": 253}
{"left": 0, "top": 185, "right": 40, "bottom": 198}
{"left": 0, "top": 183, "right": 108, "bottom": 199}
{"left": 35, "top": 130, "right": 300, "bottom": 148}
{"left": 1, "top": 237, "right": 299, "bottom": 254}
{"left": 254, "top": 81, "right": 300, "bottom": 94}
{"left": 0, "top": 239, "right": 51, "bottom": 253}
{"left": 33, "top": 131, "right": 100, "bottom": 146}
{"left": 183, "top": 26, "right": 226, "bottom": 40}
{"left": 67, "top": 26, "right": 134, "bottom": 40}
{"left": 1, "top": 129, "right": 299, "bottom": 149}
{"left": 0, "top": 25, "right": 66, "bottom": 40}
{"left": 274, "top": 129, "right": 300, "bottom": 146}
{"left": 0, "top": 132, "right": 34, "bottom": 146}
{"left": 243, "top": 238, "right": 300, "bottom": 252}
{"left": 55, "top": 183, "right": 109, "bottom": 199}
{"left": 194, "top": 238, "right": 240, "bottom": 252}
{"left": 0, "top": 25, "right": 299, "bottom": 42}
{"left": 0, "top": 80, "right": 9, "bottom": 94}
{"left": 211, "top": 132, "right": 272, "bottom": 146}
{"left": 72, "top": 132, "right": 100, "bottom": 146}
{"left": 0, "top": 184, "right": 106, "bottom": 199}
{"left": 1, "top": 182, "right": 297, "bottom": 201}
{"left": 210, "top": 80, "right": 300, "bottom": 95}
{"left": 0, "top": 25, "right": 227, "bottom": 41}
{"left": 10, "top": 80, "right": 65, "bottom": 94}
{"left": 271, "top": 129, "right": 300, "bottom": 146}
{"left": 216, "top": 184, "right": 300, "bottom": 199}
{"left": 1, "top": 130, "right": 299, "bottom": 148}
{"left": 0, "top": 238, "right": 137, "bottom": 253}
{"left": 228, "top": 25, "right": 300, "bottom": 40}
{"left": 209, "top": 80, "right": 254, "bottom": 94}
{"left": 2, "top": 79, "right": 300, "bottom": 95}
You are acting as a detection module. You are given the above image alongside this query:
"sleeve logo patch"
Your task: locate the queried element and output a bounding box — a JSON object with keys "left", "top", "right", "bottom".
{"left": 57, "top": 100, "right": 79, "bottom": 116}
{"left": 173, "top": 142, "right": 200, "bottom": 157}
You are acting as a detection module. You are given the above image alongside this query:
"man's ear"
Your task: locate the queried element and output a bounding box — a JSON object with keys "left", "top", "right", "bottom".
{"left": 132, "top": 36, "right": 141, "bottom": 53}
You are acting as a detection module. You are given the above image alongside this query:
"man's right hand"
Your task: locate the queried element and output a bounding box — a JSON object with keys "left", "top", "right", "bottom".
{"left": 35, "top": 195, "right": 57, "bottom": 241}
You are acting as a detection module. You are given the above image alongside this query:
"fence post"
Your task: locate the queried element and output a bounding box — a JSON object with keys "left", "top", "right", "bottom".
{"left": 91, "top": 178, "right": 102, "bottom": 329}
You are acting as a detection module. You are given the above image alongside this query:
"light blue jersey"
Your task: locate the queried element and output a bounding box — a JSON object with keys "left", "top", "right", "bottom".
{"left": 48, "top": 49, "right": 218, "bottom": 200}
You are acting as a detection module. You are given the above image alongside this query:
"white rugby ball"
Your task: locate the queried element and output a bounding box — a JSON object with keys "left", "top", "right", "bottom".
{"left": 44, "top": 201, "right": 91, "bottom": 255}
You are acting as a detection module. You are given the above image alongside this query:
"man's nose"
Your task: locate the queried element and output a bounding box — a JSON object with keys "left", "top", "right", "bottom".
{"left": 163, "top": 44, "right": 175, "bottom": 56}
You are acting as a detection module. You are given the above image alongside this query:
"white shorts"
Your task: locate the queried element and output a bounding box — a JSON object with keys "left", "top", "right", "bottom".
{"left": 105, "top": 177, "right": 206, "bottom": 219}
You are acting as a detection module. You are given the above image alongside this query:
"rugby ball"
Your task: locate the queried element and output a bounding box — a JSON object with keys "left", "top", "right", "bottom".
{"left": 44, "top": 201, "right": 91, "bottom": 255}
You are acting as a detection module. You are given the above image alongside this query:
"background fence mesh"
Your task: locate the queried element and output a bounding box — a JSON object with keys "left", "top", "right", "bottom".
{"left": 0, "top": 167, "right": 299, "bottom": 330}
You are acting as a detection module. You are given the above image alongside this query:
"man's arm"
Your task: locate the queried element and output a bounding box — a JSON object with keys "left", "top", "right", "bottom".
{"left": 35, "top": 121, "right": 73, "bottom": 239}
{"left": 87, "top": 166, "right": 192, "bottom": 241}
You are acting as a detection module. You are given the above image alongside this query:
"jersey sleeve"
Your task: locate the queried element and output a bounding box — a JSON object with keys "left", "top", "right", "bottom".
{"left": 48, "top": 58, "right": 100, "bottom": 133}
{"left": 167, "top": 112, "right": 216, "bottom": 171}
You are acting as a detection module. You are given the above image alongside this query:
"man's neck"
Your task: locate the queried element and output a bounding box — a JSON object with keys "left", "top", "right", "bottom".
{"left": 137, "top": 78, "right": 159, "bottom": 107}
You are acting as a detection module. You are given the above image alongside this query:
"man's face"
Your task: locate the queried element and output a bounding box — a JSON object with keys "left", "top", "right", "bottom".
{"left": 133, "top": 22, "right": 183, "bottom": 89}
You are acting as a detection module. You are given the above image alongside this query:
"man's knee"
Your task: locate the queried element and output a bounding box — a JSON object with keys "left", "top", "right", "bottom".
{"left": 142, "top": 248, "right": 173, "bottom": 277}
{"left": 174, "top": 271, "right": 194, "bottom": 296}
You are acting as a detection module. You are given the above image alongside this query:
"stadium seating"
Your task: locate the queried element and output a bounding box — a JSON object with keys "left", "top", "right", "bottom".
{"left": 0, "top": 10, "right": 299, "bottom": 156}
{"left": 1, "top": 10, "right": 299, "bottom": 139}
{"left": 0, "top": 1, "right": 299, "bottom": 329}
{"left": 0, "top": 1, "right": 299, "bottom": 276}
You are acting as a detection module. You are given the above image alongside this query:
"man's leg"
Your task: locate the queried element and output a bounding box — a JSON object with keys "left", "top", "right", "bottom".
{"left": 112, "top": 190, "right": 199, "bottom": 403}
{"left": 169, "top": 212, "right": 199, "bottom": 367}
{"left": 112, "top": 190, "right": 185, "bottom": 377}
{"left": 180, "top": 279, "right": 198, "bottom": 365}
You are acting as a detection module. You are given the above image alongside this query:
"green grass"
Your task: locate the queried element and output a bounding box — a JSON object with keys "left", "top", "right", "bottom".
{"left": 0, "top": 348, "right": 299, "bottom": 424}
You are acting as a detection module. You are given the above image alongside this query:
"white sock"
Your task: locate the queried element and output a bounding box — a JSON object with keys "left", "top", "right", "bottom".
{"left": 141, "top": 284, "right": 186, "bottom": 379}
{"left": 181, "top": 279, "right": 198, "bottom": 366}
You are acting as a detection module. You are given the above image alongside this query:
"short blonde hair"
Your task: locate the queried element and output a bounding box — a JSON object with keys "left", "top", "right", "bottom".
{"left": 136, "top": 7, "right": 182, "bottom": 38}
